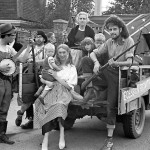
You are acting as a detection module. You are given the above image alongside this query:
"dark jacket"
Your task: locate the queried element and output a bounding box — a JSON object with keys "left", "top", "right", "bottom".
{"left": 66, "top": 25, "right": 95, "bottom": 47}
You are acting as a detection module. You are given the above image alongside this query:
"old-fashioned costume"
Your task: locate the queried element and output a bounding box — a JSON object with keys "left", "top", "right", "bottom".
{"left": 0, "top": 46, "right": 17, "bottom": 143}
{"left": 81, "top": 37, "right": 135, "bottom": 125}
{"left": 34, "top": 64, "right": 77, "bottom": 135}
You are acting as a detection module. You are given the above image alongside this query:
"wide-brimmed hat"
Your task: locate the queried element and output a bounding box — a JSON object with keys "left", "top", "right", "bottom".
{"left": 0, "top": 23, "right": 15, "bottom": 35}
{"left": 36, "top": 30, "right": 47, "bottom": 43}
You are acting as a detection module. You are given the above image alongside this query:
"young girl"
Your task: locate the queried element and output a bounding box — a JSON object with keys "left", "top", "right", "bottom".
{"left": 81, "top": 37, "right": 95, "bottom": 58}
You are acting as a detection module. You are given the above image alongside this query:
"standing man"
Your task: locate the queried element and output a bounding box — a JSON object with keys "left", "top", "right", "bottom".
{"left": 0, "top": 23, "right": 30, "bottom": 144}
{"left": 81, "top": 15, "right": 135, "bottom": 150}
{"left": 15, "top": 30, "right": 47, "bottom": 129}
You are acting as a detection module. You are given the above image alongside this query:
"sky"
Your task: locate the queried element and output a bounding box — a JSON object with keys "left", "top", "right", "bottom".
{"left": 101, "top": 0, "right": 114, "bottom": 11}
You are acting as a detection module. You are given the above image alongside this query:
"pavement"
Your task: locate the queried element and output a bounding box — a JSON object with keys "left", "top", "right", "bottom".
{"left": 1, "top": 93, "right": 97, "bottom": 150}
{"left": 0, "top": 93, "right": 42, "bottom": 150}
{"left": 2, "top": 93, "right": 150, "bottom": 150}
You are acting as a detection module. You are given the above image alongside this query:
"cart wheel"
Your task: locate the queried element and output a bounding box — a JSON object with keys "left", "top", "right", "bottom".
{"left": 123, "top": 97, "right": 145, "bottom": 139}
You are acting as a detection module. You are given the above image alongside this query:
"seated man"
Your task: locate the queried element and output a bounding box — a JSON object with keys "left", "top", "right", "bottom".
{"left": 81, "top": 15, "right": 135, "bottom": 150}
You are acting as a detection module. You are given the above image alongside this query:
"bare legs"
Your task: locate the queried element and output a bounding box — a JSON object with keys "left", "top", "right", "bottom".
{"left": 42, "top": 132, "right": 49, "bottom": 150}
{"left": 41, "top": 118, "right": 65, "bottom": 150}
{"left": 58, "top": 119, "right": 65, "bottom": 149}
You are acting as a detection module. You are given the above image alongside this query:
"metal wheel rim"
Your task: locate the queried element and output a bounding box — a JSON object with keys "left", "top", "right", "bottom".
{"left": 134, "top": 106, "right": 144, "bottom": 131}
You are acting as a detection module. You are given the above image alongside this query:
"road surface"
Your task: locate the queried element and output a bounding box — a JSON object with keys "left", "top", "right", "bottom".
{"left": 0, "top": 94, "right": 150, "bottom": 150}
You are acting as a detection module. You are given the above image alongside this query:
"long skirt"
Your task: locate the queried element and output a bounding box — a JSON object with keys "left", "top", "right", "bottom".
{"left": 34, "top": 82, "right": 73, "bottom": 135}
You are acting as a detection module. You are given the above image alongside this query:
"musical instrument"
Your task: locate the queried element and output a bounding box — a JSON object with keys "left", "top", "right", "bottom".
{"left": 0, "top": 59, "right": 16, "bottom": 76}
{"left": 0, "top": 44, "right": 26, "bottom": 76}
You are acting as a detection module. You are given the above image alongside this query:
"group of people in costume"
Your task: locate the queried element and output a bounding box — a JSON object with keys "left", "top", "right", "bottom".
{"left": 0, "top": 11, "right": 135, "bottom": 150}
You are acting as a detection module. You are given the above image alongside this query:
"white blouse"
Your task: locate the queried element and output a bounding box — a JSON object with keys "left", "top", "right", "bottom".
{"left": 56, "top": 64, "right": 77, "bottom": 89}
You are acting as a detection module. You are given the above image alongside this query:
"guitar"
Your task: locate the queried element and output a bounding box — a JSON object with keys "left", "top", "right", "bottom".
{"left": 0, "top": 44, "right": 27, "bottom": 76}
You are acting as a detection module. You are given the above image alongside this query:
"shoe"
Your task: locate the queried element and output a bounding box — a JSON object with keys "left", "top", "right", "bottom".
{"left": 100, "top": 137, "right": 113, "bottom": 150}
{"left": 59, "top": 142, "right": 66, "bottom": 150}
{"left": 21, "top": 119, "right": 33, "bottom": 129}
{"left": 0, "top": 134, "right": 15, "bottom": 145}
{"left": 15, "top": 110, "right": 23, "bottom": 126}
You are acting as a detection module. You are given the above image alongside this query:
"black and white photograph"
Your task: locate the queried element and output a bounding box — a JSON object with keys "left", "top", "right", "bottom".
{"left": 0, "top": 0, "right": 150, "bottom": 150}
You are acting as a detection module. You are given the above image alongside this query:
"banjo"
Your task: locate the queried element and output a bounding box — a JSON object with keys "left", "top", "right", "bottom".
{"left": 0, "top": 45, "right": 45, "bottom": 76}
{"left": 0, "top": 44, "right": 27, "bottom": 76}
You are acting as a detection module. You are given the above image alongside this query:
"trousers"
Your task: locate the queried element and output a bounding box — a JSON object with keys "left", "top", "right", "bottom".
{"left": 0, "top": 75, "right": 12, "bottom": 122}
{"left": 81, "top": 56, "right": 119, "bottom": 125}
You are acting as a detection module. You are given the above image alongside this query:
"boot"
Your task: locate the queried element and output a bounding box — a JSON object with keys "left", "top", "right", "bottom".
{"left": 21, "top": 117, "right": 33, "bottom": 129}
{"left": 0, "top": 121, "right": 15, "bottom": 144}
{"left": 15, "top": 110, "right": 24, "bottom": 126}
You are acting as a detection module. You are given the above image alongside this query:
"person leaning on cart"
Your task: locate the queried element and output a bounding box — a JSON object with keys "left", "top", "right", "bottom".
{"left": 81, "top": 15, "right": 135, "bottom": 150}
{"left": 0, "top": 23, "right": 31, "bottom": 144}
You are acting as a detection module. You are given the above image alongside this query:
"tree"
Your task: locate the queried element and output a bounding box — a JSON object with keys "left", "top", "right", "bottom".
{"left": 43, "top": 0, "right": 94, "bottom": 28}
{"left": 103, "top": 0, "right": 150, "bottom": 15}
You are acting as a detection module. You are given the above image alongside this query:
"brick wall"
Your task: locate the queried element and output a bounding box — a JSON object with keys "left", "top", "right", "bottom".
{"left": 18, "top": 0, "right": 45, "bottom": 22}
{"left": 0, "top": 0, "right": 17, "bottom": 20}
{"left": 0, "top": 0, "right": 46, "bottom": 22}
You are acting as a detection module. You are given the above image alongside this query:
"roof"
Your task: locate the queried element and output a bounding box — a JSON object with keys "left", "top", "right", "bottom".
{"left": 0, "top": 19, "right": 45, "bottom": 29}
{"left": 53, "top": 19, "right": 68, "bottom": 24}
{"left": 89, "top": 14, "right": 139, "bottom": 27}
{"left": 87, "top": 20, "right": 100, "bottom": 27}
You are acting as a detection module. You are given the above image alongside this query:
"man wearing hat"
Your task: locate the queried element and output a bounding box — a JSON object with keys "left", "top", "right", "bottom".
{"left": 0, "top": 23, "right": 31, "bottom": 144}
{"left": 15, "top": 30, "right": 48, "bottom": 129}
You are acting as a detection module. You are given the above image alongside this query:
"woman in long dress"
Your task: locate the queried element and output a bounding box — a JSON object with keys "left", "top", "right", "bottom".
{"left": 34, "top": 44, "right": 78, "bottom": 150}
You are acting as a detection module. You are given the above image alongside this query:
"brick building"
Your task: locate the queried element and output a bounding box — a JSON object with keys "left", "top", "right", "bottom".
{"left": 0, "top": 0, "right": 46, "bottom": 27}
{"left": 0, "top": 0, "right": 47, "bottom": 42}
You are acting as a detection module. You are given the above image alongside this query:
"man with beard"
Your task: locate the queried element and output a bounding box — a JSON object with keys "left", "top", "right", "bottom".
{"left": 81, "top": 15, "right": 135, "bottom": 150}
{"left": 15, "top": 30, "right": 47, "bottom": 129}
